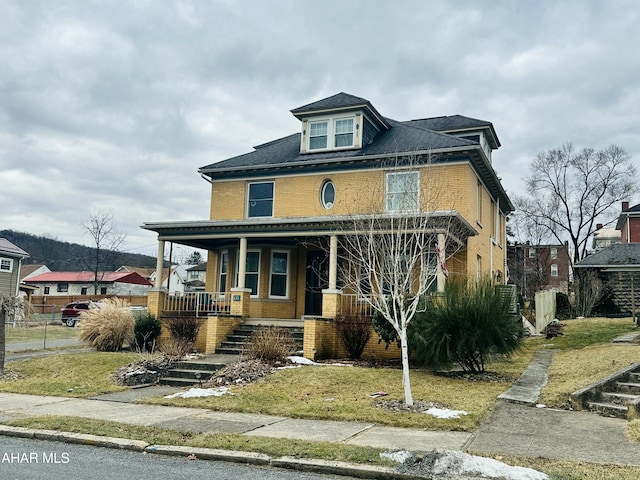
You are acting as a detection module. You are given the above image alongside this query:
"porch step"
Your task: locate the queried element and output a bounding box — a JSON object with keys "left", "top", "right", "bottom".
{"left": 616, "top": 382, "right": 640, "bottom": 394}
{"left": 215, "top": 324, "right": 304, "bottom": 355}
{"left": 586, "top": 401, "right": 629, "bottom": 418}
{"left": 159, "top": 361, "right": 226, "bottom": 387}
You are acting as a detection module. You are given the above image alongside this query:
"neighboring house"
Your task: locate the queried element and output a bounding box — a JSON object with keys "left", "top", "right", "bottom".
{"left": 185, "top": 263, "right": 207, "bottom": 292}
{"left": 149, "top": 264, "right": 196, "bottom": 294}
{"left": 507, "top": 242, "right": 571, "bottom": 298}
{"left": 592, "top": 225, "right": 621, "bottom": 251}
{"left": 574, "top": 243, "right": 640, "bottom": 316}
{"left": 26, "top": 271, "right": 153, "bottom": 296}
{"left": 20, "top": 264, "right": 51, "bottom": 281}
{"left": 116, "top": 266, "right": 155, "bottom": 282}
{"left": 0, "top": 238, "right": 29, "bottom": 297}
{"left": 616, "top": 201, "right": 640, "bottom": 243}
{"left": 143, "top": 92, "right": 514, "bottom": 327}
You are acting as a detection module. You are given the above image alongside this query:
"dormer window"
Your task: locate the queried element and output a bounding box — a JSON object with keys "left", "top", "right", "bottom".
{"left": 309, "top": 121, "right": 328, "bottom": 149}
{"left": 306, "top": 116, "right": 357, "bottom": 152}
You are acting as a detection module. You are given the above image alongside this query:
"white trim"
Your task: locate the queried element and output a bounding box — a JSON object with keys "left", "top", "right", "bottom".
{"left": 236, "top": 249, "right": 261, "bottom": 298}
{"left": 385, "top": 170, "right": 419, "bottom": 213}
{"left": 268, "top": 249, "right": 290, "bottom": 299}
{"left": 218, "top": 249, "right": 229, "bottom": 295}
{"left": 303, "top": 114, "right": 358, "bottom": 153}
{"left": 320, "top": 179, "right": 336, "bottom": 209}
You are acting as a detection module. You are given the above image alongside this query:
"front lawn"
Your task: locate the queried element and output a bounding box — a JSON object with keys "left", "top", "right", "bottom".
{"left": 5, "top": 324, "right": 78, "bottom": 343}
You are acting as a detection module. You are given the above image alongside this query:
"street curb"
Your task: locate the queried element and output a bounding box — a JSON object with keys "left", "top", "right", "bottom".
{"left": 0, "top": 427, "right": 414, "bottom": 479}
{"left": 0, "top": 425, "right": 149, "bottom": 452}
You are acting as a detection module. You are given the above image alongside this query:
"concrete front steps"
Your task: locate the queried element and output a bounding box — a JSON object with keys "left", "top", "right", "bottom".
{"left": 215, "top": 322, "right": 304, "bottom": 355}
{"left": 571, "top": 362, "right": 640, "bottom": 420}
{"left": 159, "top": 360, "right": 226, "bottom": 387}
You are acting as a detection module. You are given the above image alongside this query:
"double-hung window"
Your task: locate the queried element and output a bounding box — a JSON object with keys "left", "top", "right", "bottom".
{"left": 241, "top": 250, "right": 260, "bottom": 296}
{"left": 309, "top": 121, "right": 328, "bottom": 150}
{"left": 218, "top": 250, "right": 229, "bottom": 293}
{"left": 551, "top": 264, "right": 558, "bottom": 277}
{"left": 247, "top": 182, "right": 274, "bottom": 218}
{"left": 0, "top": 258, "right": 13, "bottom": 272}
{"left": 385, "top": 171, "right": 419, "bottom": 212}
{"left": 334, "top": 118, "right": 354, "bottom": 147}
{"left": 269, "top": 250, "right": 289, "bottom": 298}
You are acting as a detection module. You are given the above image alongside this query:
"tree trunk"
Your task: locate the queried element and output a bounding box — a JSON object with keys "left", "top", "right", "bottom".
{"left": 399, "top": 328, "right": 413, "bottom": 407}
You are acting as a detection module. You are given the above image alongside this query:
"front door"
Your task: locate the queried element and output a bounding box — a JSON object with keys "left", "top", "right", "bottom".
{"left": 304, "top": 251, "right": 328, "bottom": 316}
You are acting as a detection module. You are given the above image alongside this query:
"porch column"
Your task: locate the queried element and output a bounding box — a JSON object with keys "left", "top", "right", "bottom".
{"left": 231, "top": 236, "right": 251, "bottom": 317}
{"left": 154, "top": 240, "right": 166, "bottom": 289}
{"left": 329, "top": 235, "right": 338, "bottom": 290}
{"left": 437, "top": 233, "right": 446, "bottom": 293}
{"left": 237, "top": 237, "right": 247, "bottom": 289}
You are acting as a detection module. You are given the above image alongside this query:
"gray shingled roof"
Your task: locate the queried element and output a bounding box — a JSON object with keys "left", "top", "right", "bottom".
{"left": 408, "top": 116, "right": 500, "bottom": 149}
{"left": 0, "top": 238, "right": 29, "bottom": 258}
{"left": 290, "top": 92, "right": 371, "bottom": 115}
{"left": 200, "top": 119, "right": 478, "bottom": 173}
{"left": 574, "top": 243, "right": 640, "bottom": 267}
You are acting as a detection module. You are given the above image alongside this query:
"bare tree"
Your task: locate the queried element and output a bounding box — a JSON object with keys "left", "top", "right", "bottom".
{"left": 515, "top": 143, "right": 637, "bottom": 264}
{"left": 82, "top": 210, "right": 126, "bottom": 295}
{"left": 329, "top": 155, "right": 469, "bottom": 406}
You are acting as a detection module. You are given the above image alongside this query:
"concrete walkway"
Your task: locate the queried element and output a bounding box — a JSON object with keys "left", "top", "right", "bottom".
{"left": 2, "top": 346, "right": 640, "bottom": 475}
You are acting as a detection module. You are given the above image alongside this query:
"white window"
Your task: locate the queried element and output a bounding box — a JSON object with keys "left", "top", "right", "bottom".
{"left": 247, "top": 182, "right": 274, "bottom": 218}
{"left": 309, "top": 121, "right": 328, "bottom": 150}
{"left": 0, "top": 258, "right": 13, "bottom": 272}
{"left": 321, "top": 180, "right": 336, "bottom": 209}
{"left": 551, "top": 264, "right": 558, "bottom": 277}
{"left": 269, "top": 250, "right": 289, "bottom": 298}
{"left": 385, "top": 171, "right": 419, "bottom": 212}
{"left": 334, "top": 118, "right": 354, "bottom": 147}
{"left": 529, "top": 248, "right": 536, "bottom": 258}
{"left": 236, "top": 250, "right": 260, "bottom": 296}
{"left": 551, "top": 247, "right": 558, "bottom": 260}
{"left": 477, "top": 181, "right": 483, "bottom": 224}
{"left": 57, "top": 283, "right": 69, "bottom": 293}
{"left": 218, "top": 250, "right": 229, "bottom": 293}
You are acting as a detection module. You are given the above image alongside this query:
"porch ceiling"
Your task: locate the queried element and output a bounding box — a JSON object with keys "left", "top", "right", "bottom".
{"left": 141, "top": 211, "right": 477, "bottom": 251}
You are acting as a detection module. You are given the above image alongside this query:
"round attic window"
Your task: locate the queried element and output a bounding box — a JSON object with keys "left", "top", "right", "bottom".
{"left": 321, "top": 180, "right": 336, "bottom": 209}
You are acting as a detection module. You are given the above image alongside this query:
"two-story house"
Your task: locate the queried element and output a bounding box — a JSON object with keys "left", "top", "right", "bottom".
{"left": 617, "top": 201, "right": 640, "bottom": 243}
{"left": 507, "top": 242, "right": 571, "bottom": 298}
{"left": 0, "top": 238, "right": 29, "bottom": 297}
{"left": 143, "top": 92, "right": 514, "bottom": 357}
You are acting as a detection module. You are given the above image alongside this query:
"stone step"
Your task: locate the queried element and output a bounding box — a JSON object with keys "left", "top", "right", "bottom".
{"left": 160, "top": 376, "right": 210, "bottom": 388}
{"left": 600, "top": 391, "right": 640, "bottom": 406}
{"left": 215, "top": 346, "right": 243, "bottom": 355}
{"left": 164, "top": 368, "right": 216, "bottom": 381}
{"left": 628, "top": 372, "right": 640, "bottom": 382}
{"left": 173, "top": 361, "right": 226, "bottom": 372}
{"left": 615, "top": 382, "right": 640, "bottom": 395}
{"left": 587, "top": 401, "right": 628, "bottom": 419}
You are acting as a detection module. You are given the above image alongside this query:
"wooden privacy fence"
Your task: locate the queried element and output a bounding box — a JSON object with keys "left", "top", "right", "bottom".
{"left": 535, "top": 289, "right": 557, "bottom": 334}
{"left": 29, "top": 295, "right": 148, "bottom": 313}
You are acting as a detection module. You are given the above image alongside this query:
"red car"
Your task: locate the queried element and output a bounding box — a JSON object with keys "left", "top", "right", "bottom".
{"left": 61, "top": 301, "right": 101, "bottom": 327}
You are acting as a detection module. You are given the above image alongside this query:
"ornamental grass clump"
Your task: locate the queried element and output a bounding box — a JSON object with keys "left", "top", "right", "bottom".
{"left": 410, "top": 277, "right": 522, "bottom": 373}
{"left": 245, "top": 326, "right": 298, "bottom": 363}
{"left": 77, "top": 298, "right": 134, "bottom": 352}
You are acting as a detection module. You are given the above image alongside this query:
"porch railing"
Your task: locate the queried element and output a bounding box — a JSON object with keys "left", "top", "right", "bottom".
{"left": 163, "top": 292, "right": 231, "bottom": 317}
{"left": 340, "top": 294, "right": 376, "bottom": 318}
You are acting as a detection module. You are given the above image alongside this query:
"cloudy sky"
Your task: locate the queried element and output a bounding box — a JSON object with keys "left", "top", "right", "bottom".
{"left": 2, "top": 0, "right": 639, "bottom": 259}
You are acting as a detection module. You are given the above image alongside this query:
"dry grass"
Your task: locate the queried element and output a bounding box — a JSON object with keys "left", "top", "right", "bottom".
{"left": 0, "top": 352, "right": 137, "bottom": 397}
{"left": 5, "top": 324, "right": 77, "bottom": 343}
{"left": 244, "top": 326, "right": 298, "bottom": 362}
{"left": 499, "top": 455, "right": 640, "bottom": 480}
{"left": 78, "top": 298, "right": 134, "bottom": 351}
{"left": 626, "top": 419, "right": 640, "bottom": 443}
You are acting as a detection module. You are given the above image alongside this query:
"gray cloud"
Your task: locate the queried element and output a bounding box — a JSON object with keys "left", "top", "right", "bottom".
{"left": 2, "top": 0, "right": 639, "bottom": 258}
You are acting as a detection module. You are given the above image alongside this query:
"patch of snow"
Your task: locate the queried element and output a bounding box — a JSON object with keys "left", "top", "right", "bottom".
{"left": 164, "top": 387, "right": 230, "bottom": 399}
{"left": 286, "top": 356, "right": 351, "bottom": 367}
{"left": 423, "top": 407, "right": 468, "bottom": 419}
{"left": 536, "top": 403, "right": 546, "bottom": 408}
{"left": 432, "top": 450, "right": 548, "bottom": 480}
{"left": 380, "top": 450, "right": 415, "bottom": 464}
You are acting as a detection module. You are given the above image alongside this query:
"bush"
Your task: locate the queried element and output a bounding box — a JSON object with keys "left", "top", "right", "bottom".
{"left": 245, "top": 326, "right": 297, "bottom": 363}
{"left": 335, "top": 308, "right": 372, "bottom": 360}
{"left": 372, "top": 301, "right": 400, "bottom": 349}
{"left": 163, "top": 312, "right": 203, "bottom": 355}
{"left": 133, "top": 312, "right": 162, "bottom": 353}
{"left": 409, "top": 278, "right": 522, "bottom": 373}
{"left": 77, "top": 298, "right": 135, "bottom": 352}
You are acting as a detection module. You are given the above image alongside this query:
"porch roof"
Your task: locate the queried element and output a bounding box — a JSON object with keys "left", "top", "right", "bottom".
{"left": 142, "top": 211, "right": 477, "bottom": 251}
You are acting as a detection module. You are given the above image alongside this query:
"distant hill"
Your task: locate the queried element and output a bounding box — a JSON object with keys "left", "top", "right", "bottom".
{"left": 0, "top": 230, "right": 158, "bottom": 272}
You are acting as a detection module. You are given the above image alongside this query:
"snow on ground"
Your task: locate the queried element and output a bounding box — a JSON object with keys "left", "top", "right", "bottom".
{"left": 423, "top": 407, "right": 468, "bottom": 419}
{"left": 386, "top": 449, "right": 548, "bottom": 480}
{"left": 164, "top": 387, "right": 230, "bottom": 399}
{"left": 286, "top": 356, "right": 351, "bottom": 367}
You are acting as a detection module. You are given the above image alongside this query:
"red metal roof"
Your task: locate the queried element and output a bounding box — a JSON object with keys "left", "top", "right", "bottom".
{"left": 26, "top": 271, "right": 153, "bottom": 286}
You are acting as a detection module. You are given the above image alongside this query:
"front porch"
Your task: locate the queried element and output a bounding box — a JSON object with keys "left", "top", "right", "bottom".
{"left": 148, "top": 288, "right": 398, "bottom": 360}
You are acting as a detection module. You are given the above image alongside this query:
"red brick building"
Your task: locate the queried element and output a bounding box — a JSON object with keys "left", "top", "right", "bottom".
{"left": 617, "top": 201, "right": 640, "bottom": 244}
